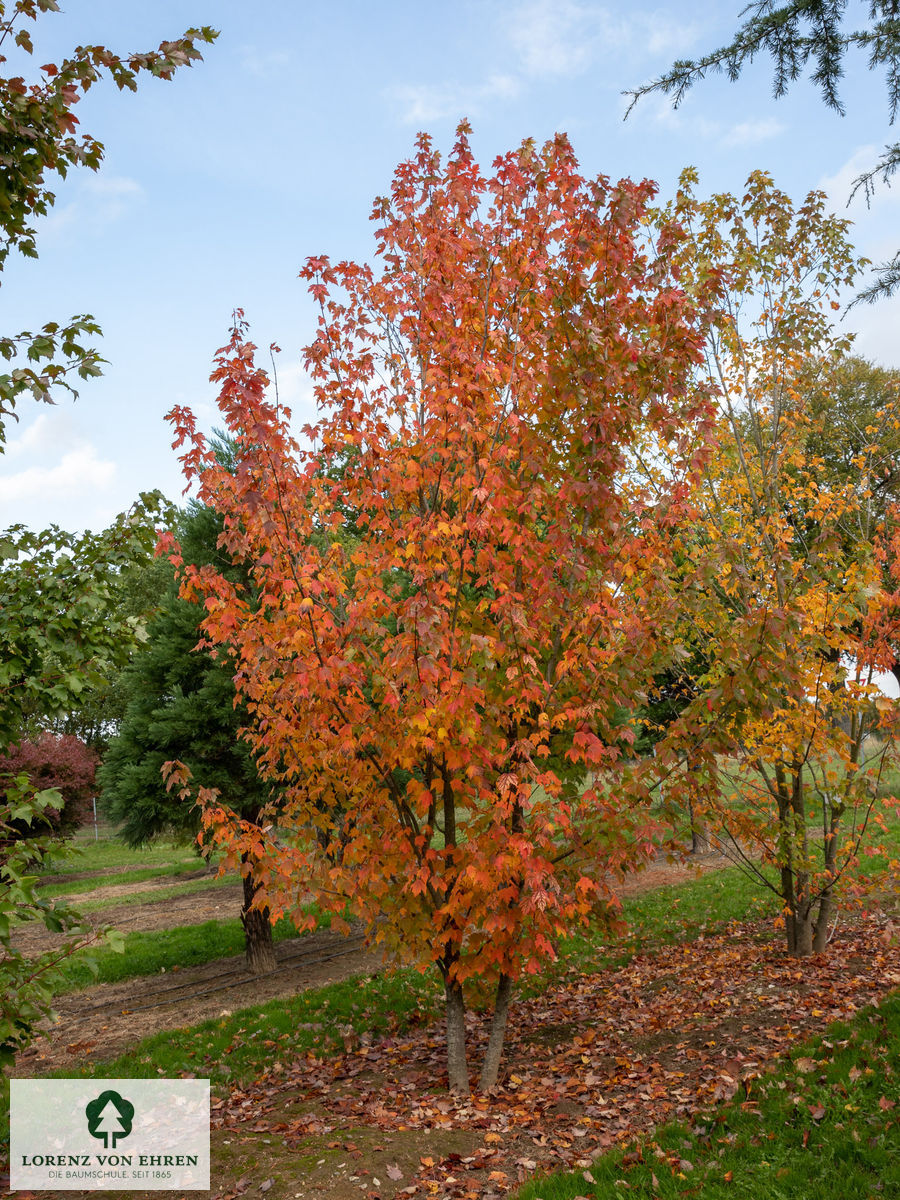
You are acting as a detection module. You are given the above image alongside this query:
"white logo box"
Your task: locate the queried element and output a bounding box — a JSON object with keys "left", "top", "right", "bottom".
{"left": 10, "top": 1079, "right": 210, "bottom": 1191}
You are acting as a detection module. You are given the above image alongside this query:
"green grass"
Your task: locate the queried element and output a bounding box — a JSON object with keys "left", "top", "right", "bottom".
{"left": 76, "top": 871, "right": 237, "bottom": 913}
{"left": 49, "top": 861, "right": 774, "bottom": 1084}
{"left": 513, "top": 992, "right": 900, "bottom": 1200}
{"left": 37, "top": 860, "right": 218, "bottom": 901}
{"left": 40, "top": 835, "right": 202, "bottom": 878}
{"left": 57, "top": 914, "right": 305, "bottom": 992}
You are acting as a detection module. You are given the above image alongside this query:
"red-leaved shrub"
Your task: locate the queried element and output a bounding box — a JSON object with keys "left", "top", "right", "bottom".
{"left": 0, "top": 734, "right": 98, "bottom": 836}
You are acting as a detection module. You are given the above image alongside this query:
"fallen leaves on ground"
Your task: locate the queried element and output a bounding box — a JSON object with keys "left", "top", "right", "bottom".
{"left": 212, "top": 916, "right": 900, "bottom": 1199}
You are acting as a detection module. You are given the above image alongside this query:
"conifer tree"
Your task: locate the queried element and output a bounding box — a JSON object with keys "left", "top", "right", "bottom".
{"left": 99, "top": 498, "right": 277, "bottom": 974}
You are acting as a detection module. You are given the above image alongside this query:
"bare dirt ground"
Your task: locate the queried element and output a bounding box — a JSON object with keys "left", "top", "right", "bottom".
{"left": 14, "top": 927, "right": 384, "bottom": 1076}
{"left": 12, "top": 853, "right": 730, "bottom": 1078}
{"left": 12, "top": 879, "right": 246, "bottom": 957}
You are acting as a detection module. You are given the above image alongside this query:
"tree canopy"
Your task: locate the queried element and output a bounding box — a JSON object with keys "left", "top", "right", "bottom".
{"left": 164, "top": 126, "right": 721, "bottom": 1094}
{"left": 99, "top": 497, "right": 278, "bottom": 972}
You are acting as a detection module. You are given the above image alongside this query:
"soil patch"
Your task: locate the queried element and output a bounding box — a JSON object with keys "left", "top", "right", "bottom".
{"left": 11, "top": 881, "right": 248, "bottom": 956}
{"left": 12, "top": 854, "right": 734, "bottom": 1072}
{"left": 614, "top": 851, "right": 727, "bottom": 897}
{"left": 14, "top": 927, "right": 384, "bottom": 1075}
{"left": 69, "top": 868, "right": 215, "bottom": 904}
{"left": 35, "top": 863, "right": 180, "bottom": 887}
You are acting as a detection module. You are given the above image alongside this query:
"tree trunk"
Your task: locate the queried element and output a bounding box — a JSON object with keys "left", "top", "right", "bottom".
{"left": 781, "top": 863, "right": 797, "bottom": 954}
{"left": 241, "top": 859, "right": 276, "bottom": 974}
{"left": 792, "top": 907, "right": 814, "bottom": 956}
{"left": 813, "top": 892, "right": 833, "bottom": 953}
{"left": 444, "top": 978, "right": 470, "bottom": 1097}
{"left": 478, "top": 973, "right": 513, "bottom": 1093}
{"left": 689, "top": 797, "right": 709, "bottom": 855}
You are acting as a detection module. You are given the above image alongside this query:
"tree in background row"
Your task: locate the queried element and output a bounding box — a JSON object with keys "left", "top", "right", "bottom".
{"left": 649, "top": 170, "right": 900, "bottom": 956}
{"left": 0, "top": 733, "right": 97, "bottom": 836}
{"left": 16, "top": 554, "right": 172, "bottom": 753}
{"left": 165, "top": 127, "right": 719, "bottom": 1095}
{"left": 100, "top": 492, "right": 277, "bottom": 974}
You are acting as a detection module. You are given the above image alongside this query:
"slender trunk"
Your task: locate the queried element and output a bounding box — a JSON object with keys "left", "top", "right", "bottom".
{"left": 241, "top": 857, "right": 276, "bottom": 974}
{"left": 478, "top": 973, "right": 514, "bottom": 1092}
{"left": 438, "top": 763, "right": 469, "bottom": 1096}
{"left": 790, "top": 767, "right": 813, "bottom": 957}
{"left": 813, "top": 805, "right": 840, "bottom": 954}
{"left": 793, "top": 908, "right": 814, "bottom": 956}
{"left": 782, "top": 883, "right": 797, "bottom": 955}
{"left": 444, "top": 977, "right": 470, "bottom": 1097}
{"left": 688, "top": 795, "right": 709, "bottom": 855}
{"left": 813, "top": 892, "right": 833, "bottom": 953}
{"left": 777, "top": 769, "right": 797, "bottom": 954}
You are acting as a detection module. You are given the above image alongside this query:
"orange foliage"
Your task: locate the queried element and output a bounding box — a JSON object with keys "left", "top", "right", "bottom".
{"left": 164, "top": 128, "right": 720, "bottom": 1089}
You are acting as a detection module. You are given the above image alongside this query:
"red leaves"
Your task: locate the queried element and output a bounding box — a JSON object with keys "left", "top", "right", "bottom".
{"left": 166, "top": 129, "right": 726, "bottom": 1087}
{"left": 0, "top": 734, "right": 98, "bottom": 833}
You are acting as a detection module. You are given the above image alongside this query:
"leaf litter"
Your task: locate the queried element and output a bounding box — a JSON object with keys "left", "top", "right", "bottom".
{"left": 210, "top": 914, "right": 900, "bottom": 1200}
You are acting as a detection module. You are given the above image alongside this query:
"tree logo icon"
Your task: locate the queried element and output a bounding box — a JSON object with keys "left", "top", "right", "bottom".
{"left": 85, "top": 1090, "right": 135, "bottom": 1149}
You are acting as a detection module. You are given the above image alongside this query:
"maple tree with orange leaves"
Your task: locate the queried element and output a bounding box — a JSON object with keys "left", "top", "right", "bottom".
{"left": 163, "top": 126, "right": 721, "bottom": 1094}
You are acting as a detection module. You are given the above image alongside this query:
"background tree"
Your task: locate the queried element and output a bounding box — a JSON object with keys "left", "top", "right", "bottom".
{"left": 0, "top": 733, "right": 97, "bottom": 836}
{"left": 805, "top": 354, "right": 900, "bottom": 687}
{"left": 165, "top": 128, "right": 718, "bottom": 1095}
{"left": 0, "top": 0, "right": 217, "bottom": 1060}
{"left": 100, "top": 497, "right": 277, "bottom": 974}
{"left": 650, "top": 170, "right": 900, "bottom": 956}
{"left": 15, "top": 554, "right": 171, "bottom": 752}
{"left": 626, "top": 0, "right": 900, "bottom": 303}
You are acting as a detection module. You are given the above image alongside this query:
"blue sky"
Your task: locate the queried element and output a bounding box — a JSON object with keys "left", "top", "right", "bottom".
{"left": 2, "top": 0, "right": 899, "bottom": 533}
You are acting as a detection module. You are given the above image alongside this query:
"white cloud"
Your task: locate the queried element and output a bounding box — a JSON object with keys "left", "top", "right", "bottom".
{"left": 0, "top": 442, "right": 116, "bottom": 509}
{"left": 42, "top": 174, "right": 144, "bottom": 239}
{"left": 720, "top": 118, "right": 785, "bottom": 148}
{"left": 818, "top": 145, "right": 897, "bottom": 214}
{"left": 269, "top": 361, "right": 316, "bottom": 414}
{"left": 510, "top": 0, "right": 610, "bottom": 77}
{"left": 509, "top": 1, "right": 699, "bottom": 78}
{"left": 390, "top": 74, "right": 520, "bottom": 124}
{"left": 388, "top": 3, "right": 699, "bottom": 127}
{"left": 643, "top": 13, "right": 699, "bottom": 57}
{"left": 627, "top": 98, "right": 782, "bottom": 150}
{"left": 5, "top": 411, "right": 80, "bottom": 458}
{"left": 240, "top": 46, "right": 291, "bottom": 78}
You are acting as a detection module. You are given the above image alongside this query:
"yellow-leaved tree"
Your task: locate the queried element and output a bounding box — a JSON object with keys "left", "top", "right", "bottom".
{"left": 650, "top": 171, "right": 900, "bottom": 957}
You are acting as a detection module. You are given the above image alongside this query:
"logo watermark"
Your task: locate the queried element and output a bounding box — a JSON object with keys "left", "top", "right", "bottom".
{"left": 10, "top": 1079, "right": 209, "bottom": 1191}
{"left": 85, "top": 1090, "right": 135, "bottom": 1149}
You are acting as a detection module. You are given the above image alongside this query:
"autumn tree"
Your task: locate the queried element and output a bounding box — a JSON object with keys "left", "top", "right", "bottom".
{"left": 164, "top": 127, "right": 718, "bottom": 1095}
{"left": 650, "top": 171, "right": 900, "bottom": 957}
{"left": 626, "top": 0, "right": 900, "bottom": 302}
